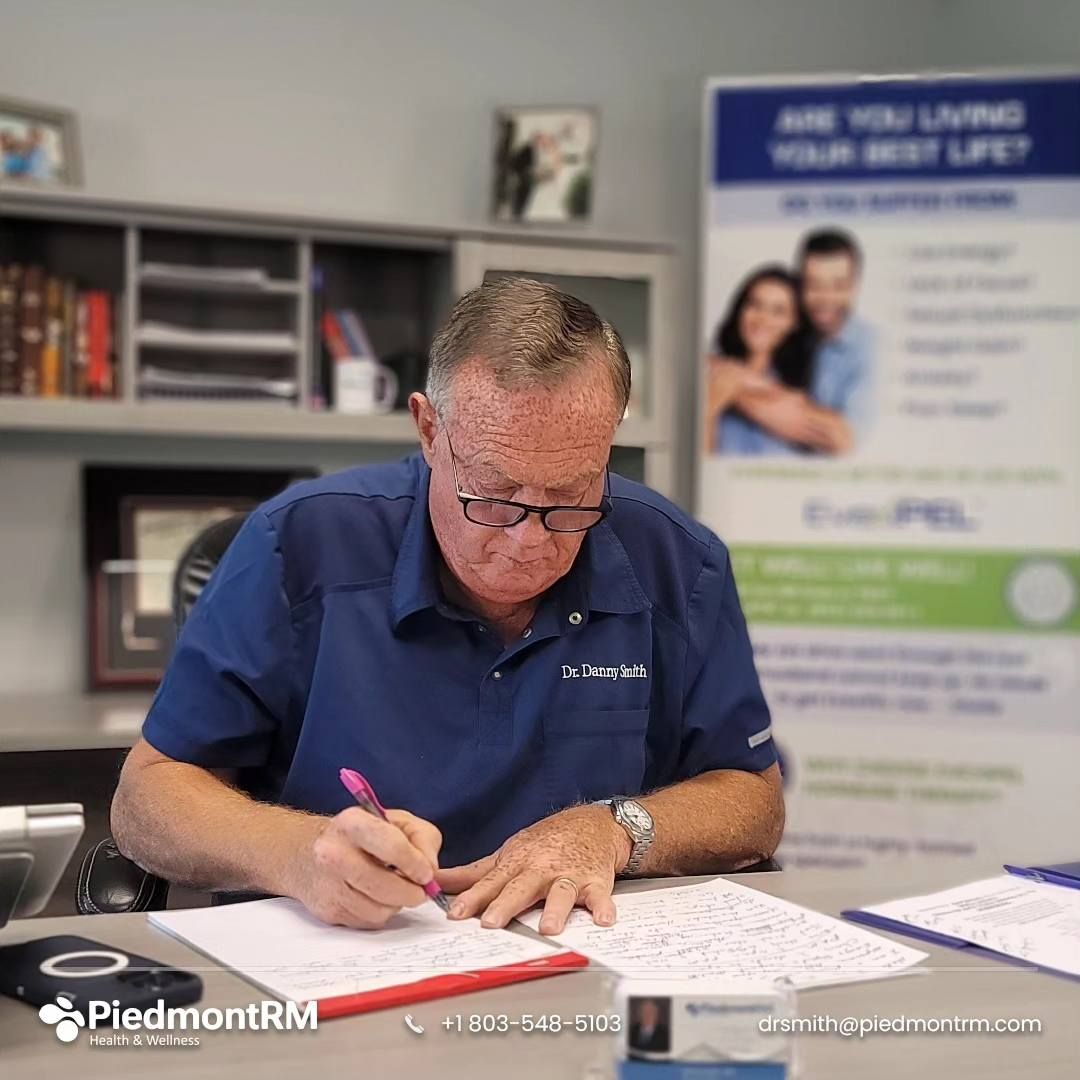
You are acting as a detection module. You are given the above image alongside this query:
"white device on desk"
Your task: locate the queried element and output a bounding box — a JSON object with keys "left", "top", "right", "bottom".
{"left": 0, "top": 804, "right": 84, "bottom": 928}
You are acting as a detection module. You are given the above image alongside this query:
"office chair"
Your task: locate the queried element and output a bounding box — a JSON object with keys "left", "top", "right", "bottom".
{"left": 77, "top": 511, "right": 778, "bottom": 914}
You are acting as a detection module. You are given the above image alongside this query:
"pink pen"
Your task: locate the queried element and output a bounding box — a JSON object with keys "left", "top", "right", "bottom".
{"left": 338, "top": 767, "right": 451, "bottom": 913}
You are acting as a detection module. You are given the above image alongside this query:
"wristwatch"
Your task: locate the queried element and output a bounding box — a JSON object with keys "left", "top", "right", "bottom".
{"left": 605, "top": 797, "right": 655, "bottom": 875}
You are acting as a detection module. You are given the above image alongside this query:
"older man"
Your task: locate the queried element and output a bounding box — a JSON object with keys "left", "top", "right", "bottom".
{"left": 112, "top": 277, "right": 783, "bottom": 936}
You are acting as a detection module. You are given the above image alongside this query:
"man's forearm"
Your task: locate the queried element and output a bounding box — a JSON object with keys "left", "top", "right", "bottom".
{"left": 111, "top": 756, "right": 321, "bottom": 895}
{"left": 625, "top": 764, "right": 784, "bottom": 877}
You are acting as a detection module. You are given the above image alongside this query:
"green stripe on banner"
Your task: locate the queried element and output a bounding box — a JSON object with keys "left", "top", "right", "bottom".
{"left": 729, "top": 547, "right": 1080, "bottom": 632}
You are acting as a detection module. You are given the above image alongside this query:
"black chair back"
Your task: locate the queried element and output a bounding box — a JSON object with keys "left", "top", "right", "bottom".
{"left": 171, "top": 512, "right": 249, "bottom": 632}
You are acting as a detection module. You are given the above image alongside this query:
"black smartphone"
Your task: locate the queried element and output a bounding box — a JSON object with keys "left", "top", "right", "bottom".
{"left": 0, "top": 934, "right": 203, "bottom": 1014}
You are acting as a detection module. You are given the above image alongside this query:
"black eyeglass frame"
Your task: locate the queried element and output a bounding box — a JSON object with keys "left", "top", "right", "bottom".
{"left": 445, "top": 431, "right": 612, "bottom": 533}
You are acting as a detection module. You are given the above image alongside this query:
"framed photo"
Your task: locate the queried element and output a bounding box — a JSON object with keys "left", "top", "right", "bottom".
{"left": 493, "top": 106, "right": 597, "bottom": 224}
{"left": 83, "top": 465, "right": 314, "bottom": 689}
{"left": 0, "top": 94, "right": 82, "bottom": 187}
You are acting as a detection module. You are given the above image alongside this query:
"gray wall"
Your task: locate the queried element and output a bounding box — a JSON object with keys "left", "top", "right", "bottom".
{"left": 6, "top": 0, "right": 1077, "bottom": 484}
{"left": 3, "top": 0, "right": 1078, "bottom": 696}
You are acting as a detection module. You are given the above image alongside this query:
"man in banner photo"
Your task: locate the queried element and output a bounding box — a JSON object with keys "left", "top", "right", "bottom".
{"left": 705, "top": 226, "right": 876, "bottom": 457}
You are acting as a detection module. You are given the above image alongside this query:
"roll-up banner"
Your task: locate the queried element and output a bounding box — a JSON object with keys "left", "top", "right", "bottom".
{"left": 699, "top": 72, "right": 1080, "bottom": 872}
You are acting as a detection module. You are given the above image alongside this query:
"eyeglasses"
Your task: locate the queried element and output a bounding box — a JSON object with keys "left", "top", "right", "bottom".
{"left": 445, "top": 431, "right": 611, "bottom": 533}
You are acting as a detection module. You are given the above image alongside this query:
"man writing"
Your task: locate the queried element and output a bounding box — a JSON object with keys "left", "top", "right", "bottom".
{"left": 720, "top": 228, "right": 876, "bottom": 455}
{"left": 112, "top": 277, "right": 783, "bottom": 935}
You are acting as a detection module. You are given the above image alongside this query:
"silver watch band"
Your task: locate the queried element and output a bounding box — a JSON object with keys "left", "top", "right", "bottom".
{"left": 607, "top": 798, "right": 654, "bottom": 875}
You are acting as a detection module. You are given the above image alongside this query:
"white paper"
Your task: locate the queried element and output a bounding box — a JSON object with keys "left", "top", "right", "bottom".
{"left": 139, "top": 364, "right": 298, "bottom": 397}
{"left": 516, "top": 878, "right": 927, "bottom": 990}
{"left": 862, "top": 874, "right": 1080, "bottom": 977}
{"left": 138, "top": 322, "right": 298, "bottom": 352}
{"left": 141, "top": 263, "right": 269, "bottom": 285}
{"left": 150, "top": 897, "right": 565, "bottom": 1002}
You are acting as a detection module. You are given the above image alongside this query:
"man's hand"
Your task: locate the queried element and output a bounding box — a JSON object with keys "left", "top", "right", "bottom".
{"left": 286, "top": 807, "right": 443, "bottom": 930}
{"left": 437, "top": 805, "right": 632, "bottom": 935}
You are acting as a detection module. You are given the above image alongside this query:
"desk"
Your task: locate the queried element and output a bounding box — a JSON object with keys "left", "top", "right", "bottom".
{"left": 2, "top": 869, "right": 1077, "bottom": 1079}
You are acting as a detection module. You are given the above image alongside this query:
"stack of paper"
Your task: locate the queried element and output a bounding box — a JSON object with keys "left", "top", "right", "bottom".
{"left": 151, "top": 898, "right": 569, "bottom": 1004}
{"left": 851, "top": 875, "right": 1080, "bottom": 978}
{"left": 517, "top": 877, "right": 928, "bottom": 990}
{"left": 141, "top": 263, "right": 270, "bottom": 287}
{"left": 151, "top": 879, "right": 929, "bottom": 1015}
{"left": 139, "top": 364, "right": 297, "bottom": 402}
{"left": 137, "top": 322, "right": 299, "bottom": 353}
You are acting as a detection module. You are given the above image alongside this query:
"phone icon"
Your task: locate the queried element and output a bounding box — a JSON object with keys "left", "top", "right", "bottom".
{"left": 404, "top": 1014, "right": 425, "bottom": 1036}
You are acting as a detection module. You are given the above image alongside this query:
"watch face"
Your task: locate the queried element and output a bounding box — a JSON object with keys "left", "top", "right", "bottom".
{"left": 621, "top": 801, "right": 652, "bottom": 831}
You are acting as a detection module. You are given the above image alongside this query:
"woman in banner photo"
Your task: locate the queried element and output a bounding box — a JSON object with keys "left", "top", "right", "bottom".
{"left": 705, "top": 228, "right": 876, "bottom": 456}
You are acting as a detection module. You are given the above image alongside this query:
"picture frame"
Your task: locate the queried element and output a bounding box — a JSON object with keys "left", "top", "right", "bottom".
{"left": 492, "top": 106, "right": 598, "bottom": 224}
{"left": 83, "top": 465, "right": 314, "bottom": 689}
{"left": 0, "top": 94, "right": 82, "bottom": 187}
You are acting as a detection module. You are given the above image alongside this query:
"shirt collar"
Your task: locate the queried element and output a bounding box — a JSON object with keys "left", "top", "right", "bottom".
{"left": 391, "top": 458, "right": 649, "bottom": 630}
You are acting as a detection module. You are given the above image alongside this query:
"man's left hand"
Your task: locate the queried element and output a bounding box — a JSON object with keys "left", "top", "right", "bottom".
{"left": 437, "top": 805, "right": 633, "bottom": 935}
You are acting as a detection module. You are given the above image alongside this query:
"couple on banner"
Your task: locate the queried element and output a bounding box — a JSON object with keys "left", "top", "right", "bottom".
{"left": 705, "top": 228, "right": 876, "bottom": 457}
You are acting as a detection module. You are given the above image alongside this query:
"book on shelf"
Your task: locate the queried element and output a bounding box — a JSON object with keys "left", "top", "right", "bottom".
{"left": 40, "top": 277, "right": 63, "bottom": 397}
{"left": 321, "top": 308, "right": 378, "bottom": 363}
{"left": 0, "top": 262, "right": 119, "bottom": 400}
{"left": 19, "top": 265, "right": 44, "bottom": 397}
{"left": 0, "top": 265, "right": 20, "bottom": 395}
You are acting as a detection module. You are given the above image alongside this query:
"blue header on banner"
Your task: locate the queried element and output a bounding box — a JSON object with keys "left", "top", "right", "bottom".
{"left": 711, "top": 77, "right": 1080, "bottom": 184}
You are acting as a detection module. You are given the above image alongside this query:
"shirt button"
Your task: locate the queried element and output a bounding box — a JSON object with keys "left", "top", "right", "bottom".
{"left": 522, "top": 628, "right": 533, "bottom": 639}
{"left": 477, "top": 625, "right": 486, "bottom": 633}
{"left": 568, "top": 611, "right": 583, "bottom": 626}
{"left": 492, "top": 670, "right": 503, "bottom": 680}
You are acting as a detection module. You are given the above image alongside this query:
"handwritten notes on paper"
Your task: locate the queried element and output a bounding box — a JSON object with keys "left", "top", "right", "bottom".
{"left": 516, "top": 877, "right": 927, "bottom": 989}
{"left": 151, "top": 897, "right": 563, "bottom": 1002}
{"left": 862, "top": 875, "right": 1080, "bottom": 977}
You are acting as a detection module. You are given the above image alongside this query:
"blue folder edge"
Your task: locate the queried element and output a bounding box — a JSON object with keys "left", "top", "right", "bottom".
{"left": 842, "top": 861, "right": 1080, "bottom": 984}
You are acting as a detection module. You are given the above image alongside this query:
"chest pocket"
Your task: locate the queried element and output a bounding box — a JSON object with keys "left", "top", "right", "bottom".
{"left": 542, "top": 708, "right": 650, "bottom": 807}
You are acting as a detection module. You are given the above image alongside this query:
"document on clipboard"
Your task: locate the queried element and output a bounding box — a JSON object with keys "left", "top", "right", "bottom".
{"left": 845, "top": 867, "right": 1080, "bottom": 980}
{"left": 150, "top": 897, "right": 586, "bottom": 1018}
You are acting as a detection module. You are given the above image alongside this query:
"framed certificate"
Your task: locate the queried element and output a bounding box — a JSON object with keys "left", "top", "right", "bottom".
{"left": 83, "top": 465, "right": 314, "bottom": 689}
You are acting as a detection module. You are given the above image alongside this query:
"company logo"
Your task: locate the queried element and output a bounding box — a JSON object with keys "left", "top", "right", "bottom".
{"left": 39, "top": 996, "right": 86, "bottom": 1043}
{"left": 37, "top": 995, "right": 317, "bottom": 1048}
{"left": 803, "top": 497, "right": 978, "bottom": 532}
{"left": 686, "top": 1001, "right": 771, "bottom": 1017}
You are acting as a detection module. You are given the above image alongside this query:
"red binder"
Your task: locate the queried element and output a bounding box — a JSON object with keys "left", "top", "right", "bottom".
{"left": 316, "top": 949, "right": 589, "bottom": 1020}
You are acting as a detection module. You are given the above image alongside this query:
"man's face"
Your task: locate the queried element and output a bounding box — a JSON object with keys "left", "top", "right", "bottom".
{"left": 801, "top": 252, "right": 859, "bottom": 339}
{"left": 637, "top": 1000, "right": 660, "bottom": 1027}
{"left": 420, "top": 358, "right": 619, "bottom": 608}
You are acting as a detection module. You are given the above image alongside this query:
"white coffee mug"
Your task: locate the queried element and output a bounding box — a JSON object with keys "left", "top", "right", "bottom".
{"left": 334, "top": 357, "right": 399, "bottom": 415}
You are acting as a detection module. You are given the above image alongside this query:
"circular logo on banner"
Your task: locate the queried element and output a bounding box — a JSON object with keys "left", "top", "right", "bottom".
{"left": 1005, "top": 559, "right": 1078, "bottom": 628}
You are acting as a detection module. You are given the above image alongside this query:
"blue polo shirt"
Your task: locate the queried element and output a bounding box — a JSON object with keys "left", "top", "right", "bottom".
{"left": 142, "top": 454, "right": 775, "bottom": 869}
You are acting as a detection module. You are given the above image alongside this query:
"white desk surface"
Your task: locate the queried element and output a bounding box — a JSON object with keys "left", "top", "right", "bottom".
{"left": 2, "top": 869, "right": 1077, "bottom": 1079}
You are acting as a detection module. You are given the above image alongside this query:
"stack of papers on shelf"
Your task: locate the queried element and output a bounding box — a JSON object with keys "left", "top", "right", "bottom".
{"left": 137, "top": 322, "right": 299, "bottom": 352}
{"left": 139, "top": 365, "right": 297, "bottom": 402}
{"left": 141, "top": 262, "right": 270, "bottom": 287}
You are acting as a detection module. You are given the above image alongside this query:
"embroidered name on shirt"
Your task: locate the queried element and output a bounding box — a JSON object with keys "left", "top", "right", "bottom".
{"left": 561, "top": 664, "right": 648, "bottom": 680}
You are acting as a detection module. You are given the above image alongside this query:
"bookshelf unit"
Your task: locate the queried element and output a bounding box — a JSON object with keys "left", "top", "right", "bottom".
{"left": 0, "top": 186, "right": 679, "bottom": 747}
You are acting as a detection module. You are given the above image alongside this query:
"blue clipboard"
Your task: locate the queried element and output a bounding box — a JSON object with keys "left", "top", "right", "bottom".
{"left": 841, "top": 861, "right": 1080, "bottom": 983}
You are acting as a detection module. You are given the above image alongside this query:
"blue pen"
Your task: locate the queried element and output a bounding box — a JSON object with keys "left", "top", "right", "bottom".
{"left": 1003, "top": 863, "right": 1080, "bottom": 890}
